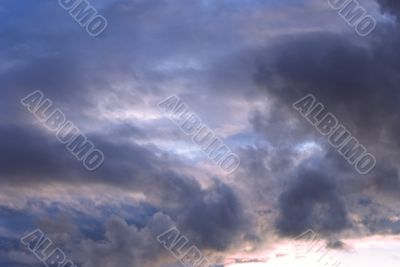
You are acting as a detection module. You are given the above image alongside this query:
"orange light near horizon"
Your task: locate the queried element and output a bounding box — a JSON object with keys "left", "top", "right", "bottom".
{"left": 225, "top": 235, "right": 400, "bottom": 267}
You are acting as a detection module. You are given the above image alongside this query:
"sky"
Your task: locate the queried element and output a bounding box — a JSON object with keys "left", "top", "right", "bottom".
{"left": 1, "top": 0, "right": 400, "bottom": 266}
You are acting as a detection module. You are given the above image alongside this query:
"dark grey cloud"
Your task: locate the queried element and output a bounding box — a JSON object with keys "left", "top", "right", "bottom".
{"left": 0, "top": 188, "right": 247, "bottom": 267}
{"left": 371, "top": 166, "right": 400, "bottom": 195}
{"left": 326, "top": 240, "right": 349, "bottom": 250}
{"left": 276, "top": 166, "right": 349, "bottom": 236}
{"left": 0, "top": 116, "right": 250, "bottom": 265}
{"left": 78, "top": 214, "right": 173, "bottom": 267}
{"left": 176, "top": 181, "right": 247, "bottom": 251}
{"left": 0, "top": 124, "right": 81, "bottom": 183}
{"left": 0, "top": 123, "right": 186, "bottom": 199}
{"left": 251, "top": 0, "right": 400, "bottom": 237}
{"left": 0, "top": 122, "right": 248, "bottom": 239}
{"left": 377, "top": 0, "right": 400, "bottom": 18}
{"left": 254, "top": 29, "right": 400, "bottom": 148}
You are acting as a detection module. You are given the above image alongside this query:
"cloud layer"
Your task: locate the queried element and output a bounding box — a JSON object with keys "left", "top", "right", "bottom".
{"left": 1, "top": 0, "right": 400, "bottom": 266}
